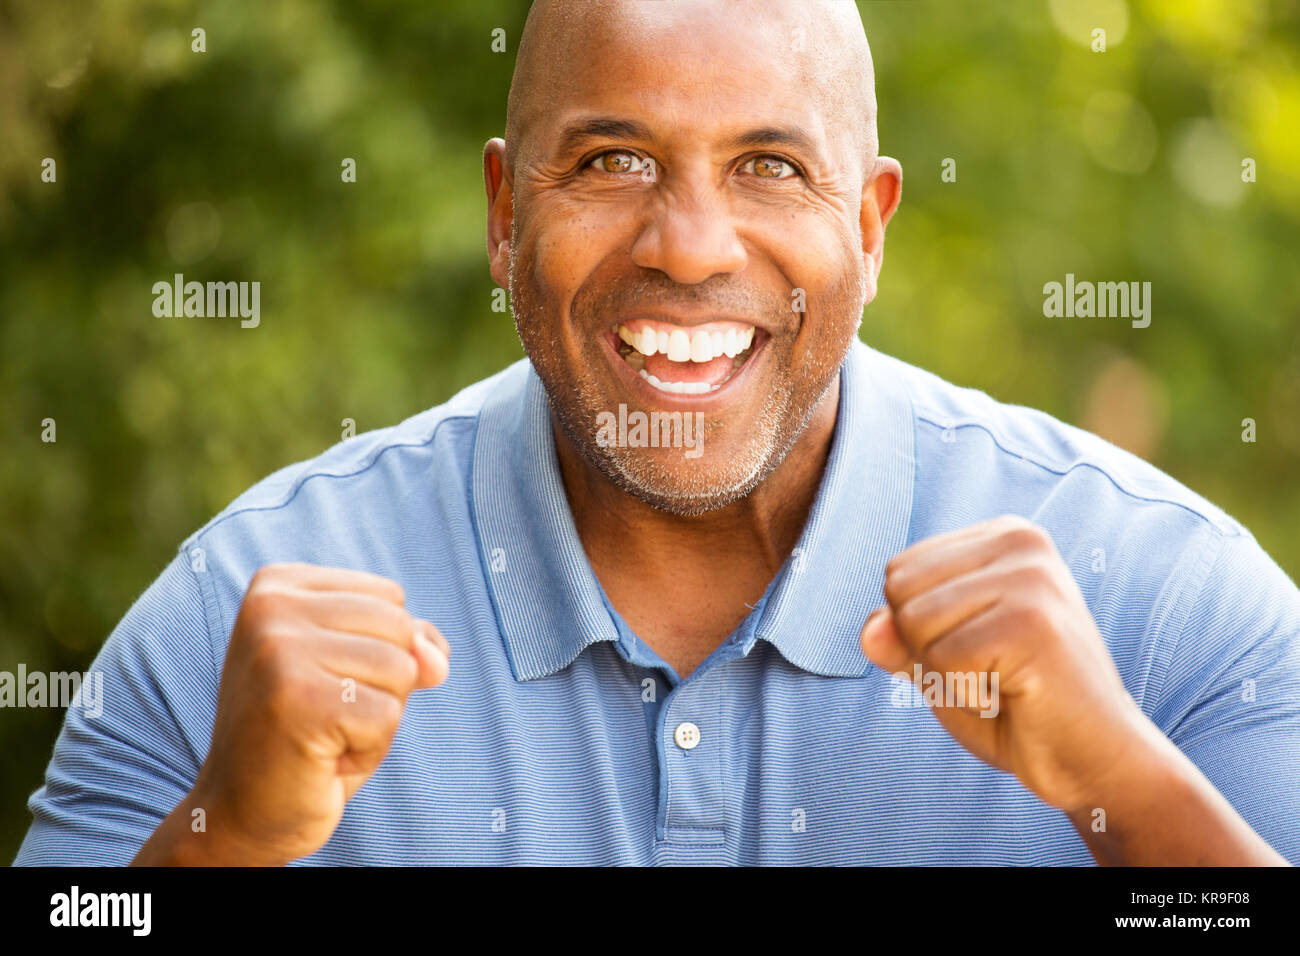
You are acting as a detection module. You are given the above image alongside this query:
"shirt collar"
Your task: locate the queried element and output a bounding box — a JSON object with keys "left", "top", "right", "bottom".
{"left": 471, "top": 339, "right": 916, "bottom": 681}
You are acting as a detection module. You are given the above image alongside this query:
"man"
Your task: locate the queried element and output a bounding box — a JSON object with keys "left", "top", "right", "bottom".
{"left": 16, "top": 0, "right": 1299, "bottom": 866}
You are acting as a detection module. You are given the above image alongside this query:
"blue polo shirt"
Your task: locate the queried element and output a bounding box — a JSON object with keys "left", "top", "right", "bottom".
{"left": 15, "top": 340, "right": 1300, "bottom": 865}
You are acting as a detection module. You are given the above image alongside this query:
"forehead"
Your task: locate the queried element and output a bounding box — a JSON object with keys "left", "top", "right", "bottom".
{"left": 534, "top": 2, "right": 836, "bottom": 151}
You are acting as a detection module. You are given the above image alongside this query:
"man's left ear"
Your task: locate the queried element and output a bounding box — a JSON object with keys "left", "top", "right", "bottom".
{"left": 860, "top": 157, "right": 902, "bottom": 296}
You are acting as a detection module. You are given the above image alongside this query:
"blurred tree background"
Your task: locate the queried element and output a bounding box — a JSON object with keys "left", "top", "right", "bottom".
{"left": 0, "top": 0, "right": 1297, "bottom": 860}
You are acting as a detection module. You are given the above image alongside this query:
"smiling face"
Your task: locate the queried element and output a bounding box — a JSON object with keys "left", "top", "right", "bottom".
{"left": 488, "top": 0, "right": 900, "bottom": 515}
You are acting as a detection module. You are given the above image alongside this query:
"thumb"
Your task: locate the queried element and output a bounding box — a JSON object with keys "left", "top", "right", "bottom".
{"left": 860, "top": 607, "right": 912, "bottom": 676}
{"left": 411, "top": 620, "right": 450, "bottom": 689}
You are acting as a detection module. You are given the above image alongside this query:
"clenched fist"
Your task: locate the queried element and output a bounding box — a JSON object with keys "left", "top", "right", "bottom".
{"left": 859, "top": 515, "right": 1148, "bottom": 813}
{"left": 859, "top": 515, "right": 1288, "bottom": 865}
{"left": 134, "top": 563, "right": 449, "bottom": 866}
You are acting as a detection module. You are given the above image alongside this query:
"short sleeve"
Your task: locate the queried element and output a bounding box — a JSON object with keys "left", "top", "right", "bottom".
{"left": 1150, "top": 530, "right": 1300, "bottom": 863}
{"left": 12, "top": 551, "right": 221, "bottom": 865}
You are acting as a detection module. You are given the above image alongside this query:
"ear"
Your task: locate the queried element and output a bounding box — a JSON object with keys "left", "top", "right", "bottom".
{"left": 859, "top": 156, "right": 902, "bottom": 303}
{"left": 483, "top": 138, "right": 514, "bottom": 289}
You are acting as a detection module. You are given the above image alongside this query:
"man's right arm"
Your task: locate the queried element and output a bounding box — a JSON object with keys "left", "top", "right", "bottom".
{"left": 14, "top": 551, "right": 218, "bottom": 865}
{"left": 16, "top": 557, "right": 449, "bottom": 867}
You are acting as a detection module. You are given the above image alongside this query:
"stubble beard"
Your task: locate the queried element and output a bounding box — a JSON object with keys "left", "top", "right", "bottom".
{"left": 507, "top": 227, "right": 864, "bottom": 516}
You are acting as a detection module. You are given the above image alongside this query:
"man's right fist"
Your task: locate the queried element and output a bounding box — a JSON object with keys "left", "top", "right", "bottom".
{"left": 134, "top": 563, "right": 449, "bottom": 866}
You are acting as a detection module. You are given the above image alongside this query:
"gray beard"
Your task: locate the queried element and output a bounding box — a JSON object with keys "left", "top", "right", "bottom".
{"left": 506, "top": 220, "right": 860, "bottom": 516}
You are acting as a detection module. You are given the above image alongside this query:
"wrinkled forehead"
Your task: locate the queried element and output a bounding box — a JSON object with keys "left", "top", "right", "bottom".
{"left": 508, "top": 0, "right": 874, "bottom": 171}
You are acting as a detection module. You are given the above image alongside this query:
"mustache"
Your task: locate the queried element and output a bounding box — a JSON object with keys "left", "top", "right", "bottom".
{"left": 575, "top": 274, "right": 787, "bottom": 326}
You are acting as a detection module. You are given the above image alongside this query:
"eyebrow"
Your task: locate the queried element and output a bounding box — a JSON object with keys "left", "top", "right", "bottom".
{"left": 725, "top": 125, "right": 819, "bottom": 156}
{"left": 554, "top": 116, "right": 820, "bottom": 160}
{"left": 555, "top": 117, "right": 654, "bottom": 155}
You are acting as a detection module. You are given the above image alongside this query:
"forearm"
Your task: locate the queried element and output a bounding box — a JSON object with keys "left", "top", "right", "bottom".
{"left": 1065, "top": 718, "right": 1287, "bottom": 866}
{"left": 132, "top": 787, "right": 286, "bottom": 867}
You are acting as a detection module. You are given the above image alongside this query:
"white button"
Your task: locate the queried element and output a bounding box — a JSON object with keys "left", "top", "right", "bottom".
{"left": 673, "top": 721, "right": 701, "bottom": 750}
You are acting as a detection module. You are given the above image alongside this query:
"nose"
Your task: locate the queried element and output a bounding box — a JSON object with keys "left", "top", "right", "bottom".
{"left": 630, "top": 173, "right": 748, "bottom": 285}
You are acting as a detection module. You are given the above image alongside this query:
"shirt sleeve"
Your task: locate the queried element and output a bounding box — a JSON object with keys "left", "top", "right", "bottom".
{"left": 12, "top": 550, "right": 221, "bottom": 865}
{"left": 1150, "top": 528, "right": 1300, "bottom": 864}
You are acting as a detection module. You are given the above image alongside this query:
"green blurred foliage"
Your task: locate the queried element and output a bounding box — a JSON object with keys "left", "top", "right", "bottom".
{"left": 0, "top": 0, "right": 1297, "bottom": 859}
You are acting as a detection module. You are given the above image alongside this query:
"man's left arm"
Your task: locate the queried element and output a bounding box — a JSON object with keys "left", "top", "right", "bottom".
{"left": 860, "top": 515, "right": 1299, "bottom": 865}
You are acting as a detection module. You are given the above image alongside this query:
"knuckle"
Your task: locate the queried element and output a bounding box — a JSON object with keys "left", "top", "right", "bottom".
{"left": 399, "top": 651, "right": 420, "bottom": 689}
{"left": 241, "top": 581, "right": 303, "bottom": 624}
{"left": 882, "top": 568, "right": 908, "bottom": 605}
{"left": 392, "top": 605, "right": 417, "bottom": 641}
{"left": 351, "top": 570, "right": 404, "bottom": 607}
{"left": 999, "top": 516, "right": 1049, "bottom": 551}
{"left": 376, "top": 694, "right": 404, "bottom": 733}
{"left": 251, "top": 563, "right": 296, "bottom": 588}
{"left": 894, "top": 598, "right": 923, "bottom": 635}
{"left": 239, "top": 588, "right": 279, "bottom": 622}
{"left": 1006, "top": 599, "right": 1052, "bottom": 635}
{"left": 1010, "top": 561, "right": 1055, "bottom": 593}
{"left": 927, "top": 636, "right": 967, "bottom": 674}
{"left": 382, "top": 578, "right": 406, "bottom": 606}
{"left": 1027, "top": 524, "right": 1054, "bottom": 550}
{"left": 381, "top": 644, "right": 419, "bottom": 691}
{"left": 247, "top": 565, "right": 275, "bottom": 589}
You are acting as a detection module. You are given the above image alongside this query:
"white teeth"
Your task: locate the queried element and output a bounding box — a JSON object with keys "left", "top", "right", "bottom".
{"left": 639, "top": 369, "right": 719, "bottom": 393}
{"left": 638, "top": 327, "right": 657, "bottom": 356}
{"left": 689, "top": 331, "right": 713, "bottom": 363}
{"left": 616, "top": 323, "right": 758, "bottom": 364}
{"left": 723, "top": 328, "right": 739, "bottom": 357}
{"left": 666, "top": 329, "right": 691, "bottom": 362}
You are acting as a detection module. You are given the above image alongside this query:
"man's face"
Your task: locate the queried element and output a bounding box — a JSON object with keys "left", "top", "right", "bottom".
{"left": 497, "top": 3, "right": 889, "bottom": 515}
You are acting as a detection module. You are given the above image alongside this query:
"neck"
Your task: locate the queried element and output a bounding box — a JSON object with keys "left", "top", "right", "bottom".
{"left": 555, "top": 376, "right": 841, "bottom": 591}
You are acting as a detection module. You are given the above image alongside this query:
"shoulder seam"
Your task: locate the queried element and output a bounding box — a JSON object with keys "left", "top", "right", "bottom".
{"left": 186, "top": 410, "right": 480, "bottom": 545}
{"left": 913, "top": 412, "right": 1242, "bottom": 535}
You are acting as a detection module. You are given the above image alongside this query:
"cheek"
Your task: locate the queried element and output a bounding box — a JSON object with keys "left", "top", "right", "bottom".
{"left": 776, "top": 243, "right": 867, "bottom": 346}
{"left": 754, "top": 208, "right": 863, "bottom": 310}
{"left": 521, "top": 201, "right": 624, "bottom": 304}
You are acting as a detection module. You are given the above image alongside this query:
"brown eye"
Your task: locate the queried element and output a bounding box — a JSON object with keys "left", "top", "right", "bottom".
{"left": 590, "top": 151, "right": 650, "bottom": 175}
{"left": 749, "top": 156, "right": 796, "bottom": 179}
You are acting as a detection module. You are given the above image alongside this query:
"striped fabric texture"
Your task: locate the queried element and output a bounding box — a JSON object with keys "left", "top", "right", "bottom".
{"left": 15, "top": 341, "right": 1300, "bottom": 864}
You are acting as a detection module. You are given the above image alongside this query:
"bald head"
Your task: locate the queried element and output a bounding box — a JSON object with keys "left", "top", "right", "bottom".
{"left": 504, "top": 0, "right": 879, "bottom": 178}
{"left": 486, "top": 0, "right": 902, "bottom": 515}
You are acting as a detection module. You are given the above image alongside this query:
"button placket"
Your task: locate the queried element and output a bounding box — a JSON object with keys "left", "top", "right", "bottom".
{"left": 658, "top": 678, "right": 726, "bottom": 846}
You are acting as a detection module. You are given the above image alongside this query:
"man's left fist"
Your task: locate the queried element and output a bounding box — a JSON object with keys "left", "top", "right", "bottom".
{"left": 860, "top": 514, "right": 1158, "bottom": 813}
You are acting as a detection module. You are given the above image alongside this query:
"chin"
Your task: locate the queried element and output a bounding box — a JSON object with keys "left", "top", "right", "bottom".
{"left": 583, "top": 439, "right": 777, "bottom": 516}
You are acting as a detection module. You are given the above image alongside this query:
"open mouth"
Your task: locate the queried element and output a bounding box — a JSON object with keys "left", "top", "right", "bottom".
{"left": 608, "top": 319, "right": 763, "bottom": 395}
